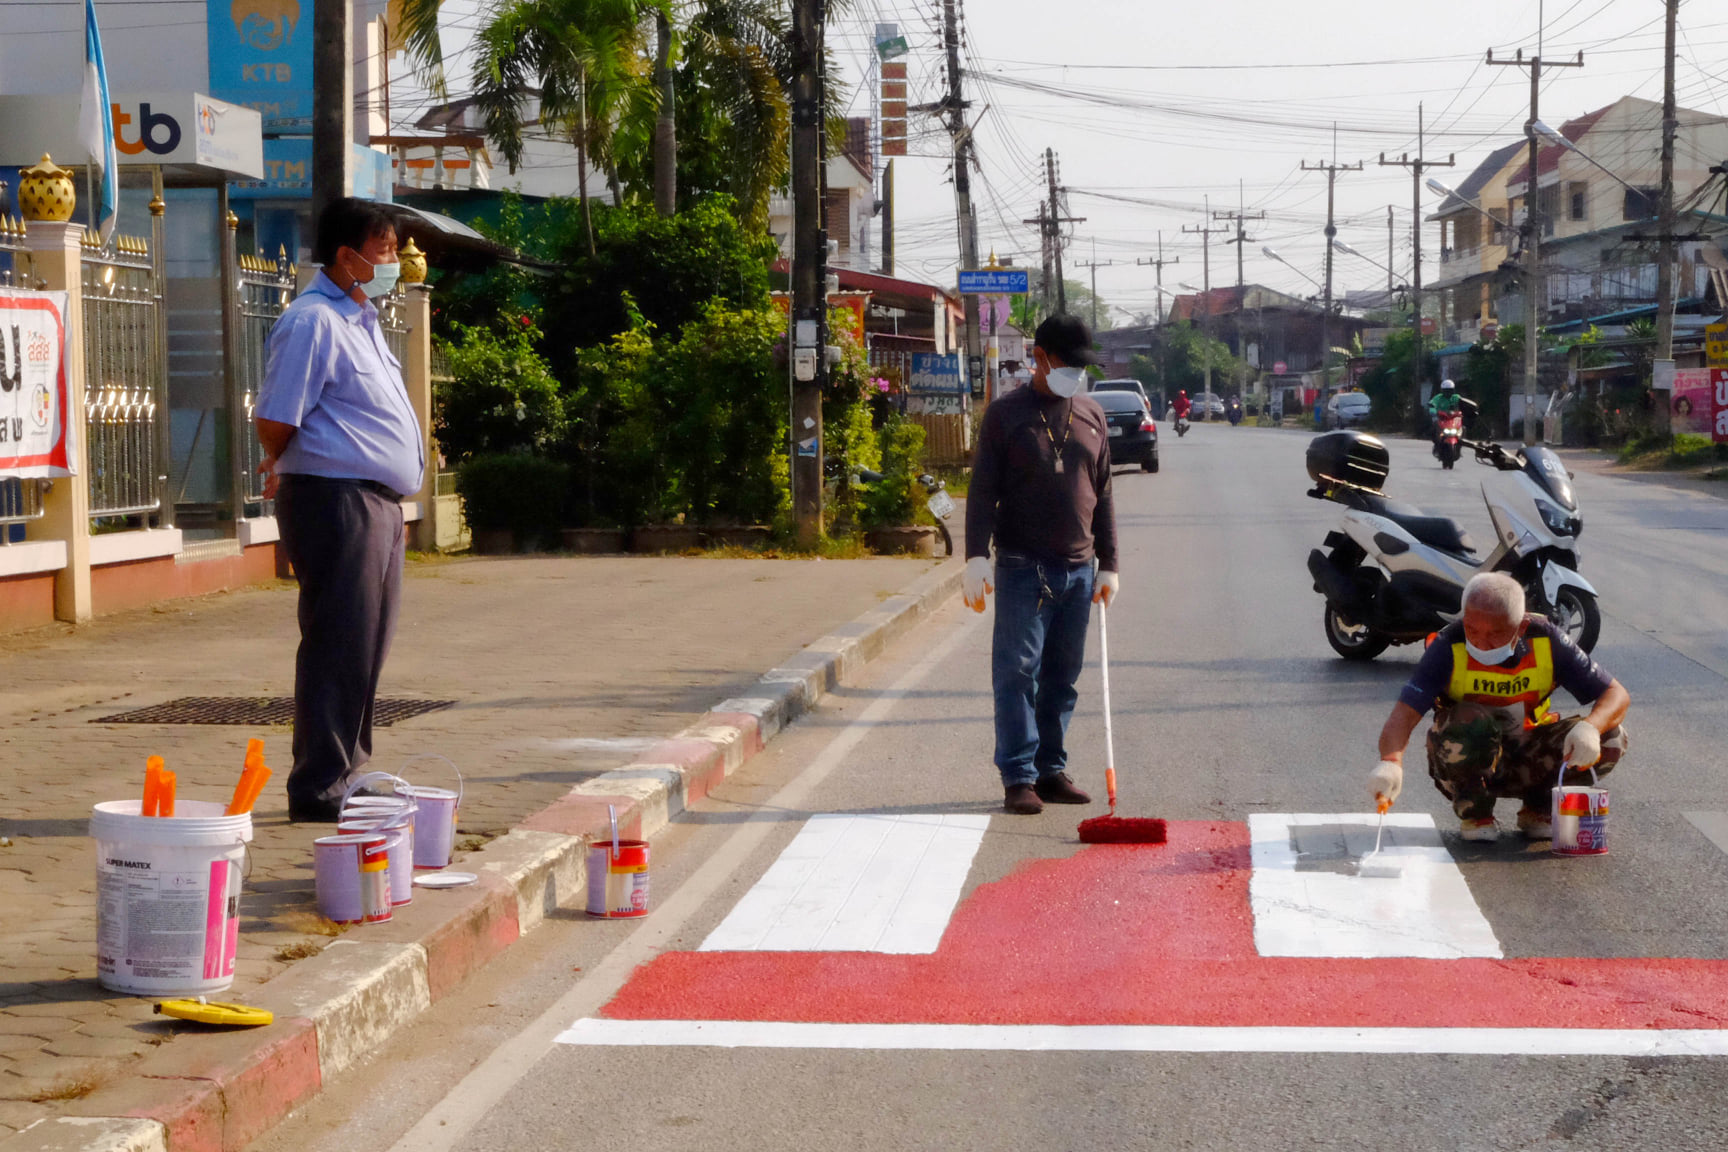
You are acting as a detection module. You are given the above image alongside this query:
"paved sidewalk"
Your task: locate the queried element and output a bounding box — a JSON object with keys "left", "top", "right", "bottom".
{"left": 0, "top": 552, "right": 944, "bottom": 1136}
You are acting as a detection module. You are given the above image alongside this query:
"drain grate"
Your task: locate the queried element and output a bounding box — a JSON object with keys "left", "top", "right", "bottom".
{"left": 94, "top": 697, "right": 457, "bottom": 727}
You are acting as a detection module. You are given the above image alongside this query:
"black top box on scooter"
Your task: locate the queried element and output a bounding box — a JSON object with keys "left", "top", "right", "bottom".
{"left": 1306, "top": 431, "right": 1390, "bottom": 492}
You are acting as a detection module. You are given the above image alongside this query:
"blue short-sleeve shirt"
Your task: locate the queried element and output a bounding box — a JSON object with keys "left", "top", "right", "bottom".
{"left": 255, "top": 272, "right": 425, "bottom": 498}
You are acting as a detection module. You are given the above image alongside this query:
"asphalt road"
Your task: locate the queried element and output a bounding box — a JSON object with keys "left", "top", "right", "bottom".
{"left": 253, "top": 423, "right": 1728, "bottom": 1152}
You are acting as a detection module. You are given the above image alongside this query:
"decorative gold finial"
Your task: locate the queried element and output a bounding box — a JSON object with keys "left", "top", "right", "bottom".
{"left": 398, "top": 236, "right": 428, "bottom": 284}
{"left": 19, "top": 154, "right": 75, "bottom": 223}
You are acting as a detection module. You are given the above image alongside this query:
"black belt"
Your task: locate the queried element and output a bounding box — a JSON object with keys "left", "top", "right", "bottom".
{"left": 282, "top": 474, "right": 404, "bottom": 501}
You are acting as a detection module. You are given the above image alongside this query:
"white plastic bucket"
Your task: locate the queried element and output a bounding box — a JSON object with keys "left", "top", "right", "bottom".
{"left": 397, "top": 755, "right": 463, "bottom": 870}
{"left": 315, "top": 833, "right": 392, "bottom": 924}
{"left": 90, "top": 800, "right": 253, "bottom": 996}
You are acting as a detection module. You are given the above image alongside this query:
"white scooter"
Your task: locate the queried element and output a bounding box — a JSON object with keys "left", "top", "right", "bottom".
{"left": 1304, "top": 410, "right": 1600, "bottom": 661}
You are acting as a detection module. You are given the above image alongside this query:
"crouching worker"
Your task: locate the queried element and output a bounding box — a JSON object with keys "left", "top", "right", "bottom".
{"left": 1368, "top": 572, "right": 1630, "bottom": 841}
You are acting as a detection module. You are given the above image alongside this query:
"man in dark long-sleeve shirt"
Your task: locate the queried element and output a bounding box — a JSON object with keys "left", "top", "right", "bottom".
{"left": 964, "top": 314, "right": 1120, "bottom": 815}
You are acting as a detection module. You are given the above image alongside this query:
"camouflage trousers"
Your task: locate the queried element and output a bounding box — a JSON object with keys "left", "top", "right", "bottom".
{"left": 1425, "top": 703, "right": 1629, "bottom": 820}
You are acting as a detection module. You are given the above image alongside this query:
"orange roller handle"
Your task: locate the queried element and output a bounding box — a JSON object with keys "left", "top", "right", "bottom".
{"left": 143, "top": 756, "right": 165, "bottom": 817}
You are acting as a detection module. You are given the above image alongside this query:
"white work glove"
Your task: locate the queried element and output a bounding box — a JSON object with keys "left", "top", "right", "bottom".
{"left": 1094, "top": 569, "right": 1120, "bottom": 608}
{"left": 1368, "top": 759, "right": 1403, "bottom": 806}
{"left": 1562, "top": 721, "right": 1601, "bottom": 768}
{"left": 963, "top": 556, "right": 993, "bottom": 613}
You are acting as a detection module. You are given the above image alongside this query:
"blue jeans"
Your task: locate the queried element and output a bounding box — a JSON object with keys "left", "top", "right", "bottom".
{"left": 991, "top": 553, "right": 1096, "bottom": 787}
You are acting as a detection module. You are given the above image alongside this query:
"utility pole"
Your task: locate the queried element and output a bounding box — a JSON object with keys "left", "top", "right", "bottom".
{"left": 1135, "top": 231, "right": 1179, "bottom": 324}
{"left": 1183, "top": 198, "right": 1231, "bottom": 405}
{"left": 1378, "top": 104, "right": 1453, "bottom": 427}
{"left": 1077, "top": 244, "right": 1115, "bottom": 333}
{"left": 1387, "top": 206, "right": 1396, "bottom": 300}
{"left": 880, "top": 159, "right": 895, "bottom": 275}
{"left": 1488, "top": 48, "right": 1584, "bottom": 445}
{"left": 1215, "top": 184, "right": 1265, "bottom": 404}
{"left": 941, "top": 0, "right": 982, "bottom": 393}
{"left": 1656, "top": 0, "right": 1680, "bottom": 437}
{"left": 1303, "top": 156, "right": 1363, "bottom": 411}
{"left": 1025, "top": 153, "right": 1083, "bottom": 318}
{"left": 311, "top": 0, "right": 353, "bottom": 224}
{"left": 789, "top": 0, "right": 826, "bottom": 543}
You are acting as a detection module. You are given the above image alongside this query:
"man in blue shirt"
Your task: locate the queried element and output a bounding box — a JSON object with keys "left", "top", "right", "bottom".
{"left": 255, "top": 198, "right": 424, "bottom": 822}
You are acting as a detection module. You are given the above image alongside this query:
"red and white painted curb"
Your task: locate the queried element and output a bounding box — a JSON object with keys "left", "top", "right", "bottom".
{"left": 5, "top": 561, "right": 962, "bottom": 1152}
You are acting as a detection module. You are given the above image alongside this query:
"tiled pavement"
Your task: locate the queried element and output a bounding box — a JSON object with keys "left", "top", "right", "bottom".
{"left": 0, "top": 552, "right": 943, "bottom": 1134}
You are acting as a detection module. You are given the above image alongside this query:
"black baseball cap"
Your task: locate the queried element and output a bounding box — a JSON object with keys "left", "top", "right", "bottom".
{"left": 1033, "top": 313, "right": 1099, "bottom": 367}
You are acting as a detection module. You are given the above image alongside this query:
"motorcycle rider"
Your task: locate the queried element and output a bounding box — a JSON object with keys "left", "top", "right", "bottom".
{"left": 1170, "top": 390, "right": 1192, "bottom": 430}
{"left": 1368, "top": 572, "right": 1630, "bottom": 842}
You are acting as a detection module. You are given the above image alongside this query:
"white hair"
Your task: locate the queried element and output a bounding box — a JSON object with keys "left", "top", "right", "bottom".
{"left": 1462, "top": 572, "right": 1524, "bottom": 624}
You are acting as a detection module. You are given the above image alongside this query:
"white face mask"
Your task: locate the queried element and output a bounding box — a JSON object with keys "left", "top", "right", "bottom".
{"left": 1045, "top": 366, "right": 1086, "bottom": 398}
{"left": 1465, "top": 637, "right": 1519, "bottom": 665}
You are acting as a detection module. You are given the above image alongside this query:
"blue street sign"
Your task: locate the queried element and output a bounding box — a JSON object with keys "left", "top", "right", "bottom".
{"left": 957, "top": 269, "right": 1030, "bottom": 295}
{"left": 909, "top": 353, "right": 964, "bottom": 395}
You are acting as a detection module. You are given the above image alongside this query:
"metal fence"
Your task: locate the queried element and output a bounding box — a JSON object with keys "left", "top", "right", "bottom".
{"left": 81, "top": 233, "right": 163, "bottom": 519}
{"left": 236, "top": 250, "right": 296, "bottom": 503}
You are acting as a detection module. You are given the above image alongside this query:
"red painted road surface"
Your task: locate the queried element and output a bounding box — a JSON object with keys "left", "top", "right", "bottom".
{"left": 603, "top": 821, "right": 1728, "bottom": 1031}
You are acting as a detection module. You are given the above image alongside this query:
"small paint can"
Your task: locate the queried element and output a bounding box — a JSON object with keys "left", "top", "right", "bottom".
{"left": 314, "top": 833, "right": 392, "bottom": 924}
{"left": 586, "top": 839, "right": 650, "bottom": 918}
{"left": 338, "top": 818, "right": 413, "bottom": 906}
{"left": 399, "top": 786, "right": 459, "bottom": 869}
{"left": 1552, "top": 785, "right": 1609, "bottom": 855}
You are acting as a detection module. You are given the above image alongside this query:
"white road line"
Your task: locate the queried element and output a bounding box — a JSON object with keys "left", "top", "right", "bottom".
{"left": 1684, "top": 812, "right": 1728, "bottom": 856}
{"left": 699, "top": 813, "right": 990, "bottom": 953}
{"left": 555, "top": 1018, "right": 1728, "bottom": 1057}
{"left": 382, "top": 609, "right": 984, "bottom": 1152}
{"left": 1249, "top": 813, "right": 1502, "bottom": 959}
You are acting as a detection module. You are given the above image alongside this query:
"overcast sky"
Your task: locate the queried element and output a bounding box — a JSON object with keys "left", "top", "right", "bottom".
{"left": 825, "top": 0, "right": 1727, "bottom": 322}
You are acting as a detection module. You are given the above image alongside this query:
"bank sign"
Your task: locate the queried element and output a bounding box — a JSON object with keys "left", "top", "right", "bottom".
{"left": 0, "top": 93, "right": 264, "bottom": 179}
{"left": 207, "top": 0, "right": 314, "bottom": 133}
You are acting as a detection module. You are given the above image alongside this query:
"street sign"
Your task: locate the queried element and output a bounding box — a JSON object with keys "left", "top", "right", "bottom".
{"left": 1712, "top": 368, "right": 1728, "bottom": 444}
{"left": 1706, "top": 323, "right": 1728, "bottom": 369}
{"left": 958, "top": 269, "right": 1030, "bottom": 295}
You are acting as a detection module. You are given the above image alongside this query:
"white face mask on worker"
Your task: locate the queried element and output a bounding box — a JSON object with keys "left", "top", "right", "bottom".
{"left": 1045, "top": 367, "right": 1086, "bottom": 398}
{"left": 1465, "top": 637, "right": 1519, "bottom": 665}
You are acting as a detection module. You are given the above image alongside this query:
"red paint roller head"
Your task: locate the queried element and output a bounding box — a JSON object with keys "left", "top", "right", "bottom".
{"left": 1077, "top": 815, "right": 1168, "bottom": 845}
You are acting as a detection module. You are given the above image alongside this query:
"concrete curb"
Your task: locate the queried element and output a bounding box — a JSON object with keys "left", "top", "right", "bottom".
{"left": 7, "top": 557, "right": 962, "bottom": 1152}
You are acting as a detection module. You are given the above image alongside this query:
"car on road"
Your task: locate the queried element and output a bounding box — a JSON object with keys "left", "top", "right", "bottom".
{"left": 1089, "top": 378, "right": 1152, "bottom": 408}
{"left": 1192, "top": 391, "right": 1226, "bottom": 419}
{"left": 1092, "top": 390, "right": 1159, "bottom": 472}
{"left": 1325, "top": 390, "right": 1372, "bottom": 429}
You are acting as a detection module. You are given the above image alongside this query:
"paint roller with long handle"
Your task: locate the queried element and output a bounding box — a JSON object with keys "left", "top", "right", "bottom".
{"left": 1077, "top": 600, "right": 1166, "bottom": 845}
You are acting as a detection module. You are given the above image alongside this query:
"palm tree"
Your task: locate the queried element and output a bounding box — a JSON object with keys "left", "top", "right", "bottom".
{"left": 399, "top": 0, "right": 663, "bottom": 252}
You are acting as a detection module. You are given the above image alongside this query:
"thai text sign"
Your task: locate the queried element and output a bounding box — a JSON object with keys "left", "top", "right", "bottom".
{"left": 0, "top": 290, "right": 76, "bottom": 478}
{"left": 958, "top": 270, "right": 1030, "bottom": 295}
{"left": 908, "top": 353, "right": 964, "bottom": 416}
{"left": 1713, "top": 368, "right": 1728, "bottom": 445}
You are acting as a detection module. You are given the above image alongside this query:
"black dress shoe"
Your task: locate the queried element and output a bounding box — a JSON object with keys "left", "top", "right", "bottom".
{"left": 1004, "top": 784, "right": 1044, "bottom": 815}
{"left": 288, "top": 798, "right": 342, "bottom": 823}
{"left": 1034, "top": 772, "right": 1092, "bottom": 804}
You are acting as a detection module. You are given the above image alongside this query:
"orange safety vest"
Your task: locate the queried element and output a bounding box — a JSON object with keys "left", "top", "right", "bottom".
{"left": 1446, "top": 636, "right": 1557, "bottom": 728}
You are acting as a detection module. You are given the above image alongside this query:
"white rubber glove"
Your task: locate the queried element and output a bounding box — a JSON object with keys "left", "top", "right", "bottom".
{"left": 1094, "top": 569, "right": 1120, "bottom": 608}
{"left": 1369, "top": 759, "right": 1403, "bottom": 806}
{"left": 1562, "top": 721, "right": 1601, "bottom": 768}
{"left": 963, "top": 556, "right": 993, "bottom": 613}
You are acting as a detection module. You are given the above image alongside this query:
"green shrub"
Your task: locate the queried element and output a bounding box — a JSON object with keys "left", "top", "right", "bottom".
{"left": 434, "top": 321, "right": 563, "bottom": 464}
{"left": 859, "top": 417, "right": 927, "bottom": 529}
{"left": 455, "top": 453, "right": 569, "bottom": 543}
{"left": 655, "top": 302, "right": 789, "bottom": 526}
